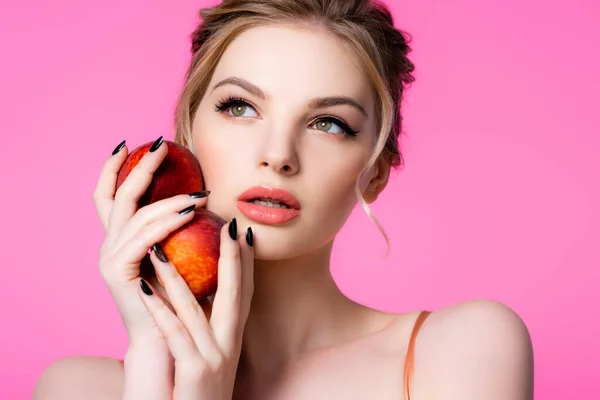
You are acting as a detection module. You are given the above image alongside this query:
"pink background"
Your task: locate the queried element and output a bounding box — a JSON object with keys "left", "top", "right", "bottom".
{"left": 1, "top": 0, "right": 598, "bottom": 398}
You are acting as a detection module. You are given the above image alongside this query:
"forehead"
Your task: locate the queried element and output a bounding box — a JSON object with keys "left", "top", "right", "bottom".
{"left": 211, "top": 24, "right": 374, "bottom": 108}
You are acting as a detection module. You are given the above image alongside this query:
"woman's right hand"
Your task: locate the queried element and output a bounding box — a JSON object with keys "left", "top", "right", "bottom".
{"left": 92, "top": 137, "right": 210, "bottom": 346}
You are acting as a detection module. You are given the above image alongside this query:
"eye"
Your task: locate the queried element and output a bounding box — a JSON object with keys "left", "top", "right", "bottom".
{"left": 228, "top": 102, "right": 258, "bottom": 118}
{"left": 214, "top": 96, "right": 259, "bottom": 118}
{"left": 310, "top": 117, "right": 359, "bottom": 137}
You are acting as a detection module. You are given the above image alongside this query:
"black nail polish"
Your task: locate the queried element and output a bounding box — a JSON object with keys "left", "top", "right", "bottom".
{"left": 246, "top": 227, "right": 253, "bottom": 247}
{"left": 149, "top": 136, "right": 164, "bottom": 152}
{"left": 140, "top": 279, "right": 153, "bottom": 295}
{"left": 178, "top": 204, "right": 196, "bottom": 215}
{"left": 111, "top": 140, "right": 126, "bottom": 155}
{"left": 152, "top": 243, "right": 169, "bottom": 263}
{"left": 229, "top": 218, "right": 238, "bottom": 240}
{"left": 189, "top": 190, "right": 210, "bottom": 198}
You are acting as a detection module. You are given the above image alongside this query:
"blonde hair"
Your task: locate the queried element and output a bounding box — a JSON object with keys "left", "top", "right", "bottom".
{"left": 173, "top": 0, "right": 415, "bottom": 256}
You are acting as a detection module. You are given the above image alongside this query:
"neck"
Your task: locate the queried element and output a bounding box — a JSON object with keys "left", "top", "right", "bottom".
{"left": 237, "top": 240, "right": 377, "bottom": 384}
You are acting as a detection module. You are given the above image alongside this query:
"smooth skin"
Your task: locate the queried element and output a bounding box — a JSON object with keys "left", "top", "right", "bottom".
{"left": 34, "top": 24, "right": 534, "bottom": 400}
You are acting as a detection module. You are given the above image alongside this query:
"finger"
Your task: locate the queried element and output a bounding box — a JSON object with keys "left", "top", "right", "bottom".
{"left": 238, "top": 226, "right": 255, "bottom": 321}
{"left": 210, "top": 218, "right": 243, "bottom": 353}
{"left": 138, "top": 279, "right": 199, "bottom": 363}
{"left": 100, "top": 206, "right": 196, "bottom": 283}
{"left": 93, "top": 140, "right": 128, "bottom": 231}
{"left": 113, "top": 192, "right": 209, "bottom": 252}
{"left": 106, "top": 136, "right": 167, "bottom": 245}
{"left": 149, "top": 245, "right": 221, "bottom": 363}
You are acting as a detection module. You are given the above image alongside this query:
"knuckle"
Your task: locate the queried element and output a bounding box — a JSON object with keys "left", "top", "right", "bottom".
{"left": 224, "top": 283, "right": 242, "bottom": 301}
{"left": 92, "top": 190, "right": 101, "bottom": 205}
{"left": 135, "top": 165, "right": 155, "bottom": 184}
{"left": 115, "top": 184, "right": 135, "bottom": 202}
{"left": 166, "top": 265, "right": 182, "bottom": 281}
{"left": 98, "top": 256, "right": 109, "bottom": 272}
{"left": 99, "top": 242, "right": 108, "bottom": 257}
{"left": 130, "top": 204, "right": 152, "bottom": 226}
{"left": 129, "top": 235, "right": 147, "bottom": 251}
{"left": 98, "top": 261, "right": 115, "bottom": 283}
{"left": 186, "top": 296, "right": 203, "bottom": 315}
{"left": 136, "top": 225, "right": 161, "bottom": 247}
{"left": 164, "top": 320, "right": 187, "bottom": 339}
{"left": 147, "top": 220, "right": 170, "bottom": 240}
{"left": 229, "top": 249, "right": 241, "bottom": 262}
{"left": 98, "top": 254, "right": 117, "bottom": 276}
{"left": 135, "top": 204, "right": 151, "bottom": 219}
{"left": 163, "top": 316, "right": 186, "bottom": 337}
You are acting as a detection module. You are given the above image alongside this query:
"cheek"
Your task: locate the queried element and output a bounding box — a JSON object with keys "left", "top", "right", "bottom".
{"left": 191, "top": 101, "right": 242, "bottom": 178}
{"left": 191, "top": 101, "right": 255, "bottom": 168}
{"left": 190, "top": 111, "right": 240, "bottom": 218}
{"left": 310, "top": 154, "right": 367, "bottom": 218}
{"left": 192, "top": 116, "right": 222, "bottom": 182}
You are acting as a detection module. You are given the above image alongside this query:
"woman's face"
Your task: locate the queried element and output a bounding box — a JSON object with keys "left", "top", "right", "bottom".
{"left": 192, "top": 24, "right": 380, "bottom": 260}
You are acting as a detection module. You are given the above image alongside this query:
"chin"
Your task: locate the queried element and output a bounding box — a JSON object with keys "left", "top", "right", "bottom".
{"left": 253, "top": 245, "right": 311, "bottom": 262}
{"left": 245, "top": 223, "right": 302, "bottom": 260}
{"left": 205, "top": 202, "right": 337, "bottom": 261}
{"left": 251, "top": 223, "right": 335, "bottom": 262}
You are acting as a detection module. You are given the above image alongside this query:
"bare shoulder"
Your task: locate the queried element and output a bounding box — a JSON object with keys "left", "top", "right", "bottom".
{"left": 33, "top": 356, "right": 124, "bottom": 400}
{"left": 423, "top": 298, "right": 533, "bottom": 344}
{"left": 412, "top": 299, "right": 534, "bottom": 400}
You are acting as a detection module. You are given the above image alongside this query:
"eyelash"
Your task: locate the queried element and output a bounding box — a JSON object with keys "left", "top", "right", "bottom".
{"left": 213, "top": 95, "right": 359, "bottom": 138}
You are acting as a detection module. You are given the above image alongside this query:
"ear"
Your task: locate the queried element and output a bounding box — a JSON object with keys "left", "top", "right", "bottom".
{"left": 362, "top": 156, "right": 392, "bottom": 204}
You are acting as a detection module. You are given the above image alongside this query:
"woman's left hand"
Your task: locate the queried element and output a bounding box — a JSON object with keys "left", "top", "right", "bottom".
{"left": 138, "top": 218, "right": 254, "bottom": 400}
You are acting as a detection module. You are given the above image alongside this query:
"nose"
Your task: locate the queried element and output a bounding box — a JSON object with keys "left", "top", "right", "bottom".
{"left": 257, "top": 127, "right": 300, "bottom": 176}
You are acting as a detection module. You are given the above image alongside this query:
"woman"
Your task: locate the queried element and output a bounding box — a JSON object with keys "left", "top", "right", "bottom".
{"left": 34, "top": 0, "right": 534, "bottom": 399}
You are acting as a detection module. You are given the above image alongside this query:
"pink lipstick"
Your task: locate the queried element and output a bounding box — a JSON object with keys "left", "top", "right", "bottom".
{"left": 237, "top": 186, "right": 301, "bottom": 225}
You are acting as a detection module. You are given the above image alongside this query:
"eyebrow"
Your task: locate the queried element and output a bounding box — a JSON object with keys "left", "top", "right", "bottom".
{"left": 211, "top": 77, "right": 266, "bottom": 99}
{"left": 308, "top": 97, "right": 368, "bottom": 118}
{"left": 211, "top": 76, "right": 369, "bottom": 117}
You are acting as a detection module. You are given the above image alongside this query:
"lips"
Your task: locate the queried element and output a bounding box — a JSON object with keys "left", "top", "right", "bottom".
{"left": 237, "top": 186, "right": 301, "bottom": 210}
{"left": 237, "top": 186, "right": 301, "bottom": 225}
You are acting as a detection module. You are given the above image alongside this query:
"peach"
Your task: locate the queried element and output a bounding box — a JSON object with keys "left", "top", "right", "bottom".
{"left": 116, "top": 140, "right": 204, "bottom": 207}
{"left": 116, "top": 139, "right": 225, "bottom": 299}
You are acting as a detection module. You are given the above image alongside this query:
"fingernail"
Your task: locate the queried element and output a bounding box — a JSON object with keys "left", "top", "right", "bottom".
{"left": 149, "top": 136, "right": 164, "bottom": 152}
{"left": 140, "top": 279, "right": 153, "bottom": 295}
{"left": 189, "top": 190, "right": 210, "bottom": 198}
{"left": 152, "top": 243, "right": 169, "bottom": 263}
{"left": 178, "top": 204, "right": 196, "bottom": 215}
{"left": 229, "top": 218, "right": 238, "bottom": 240}
{"left": 246, "top": 227, "right": 253, "bottom": 247}
{"left": 111, "top": 140, "right": 126, "bottom": 155}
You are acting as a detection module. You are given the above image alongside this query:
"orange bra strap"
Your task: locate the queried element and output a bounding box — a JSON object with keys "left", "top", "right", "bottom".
{"left": 404, "top": 310, "right": 432, "bottom": 400}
